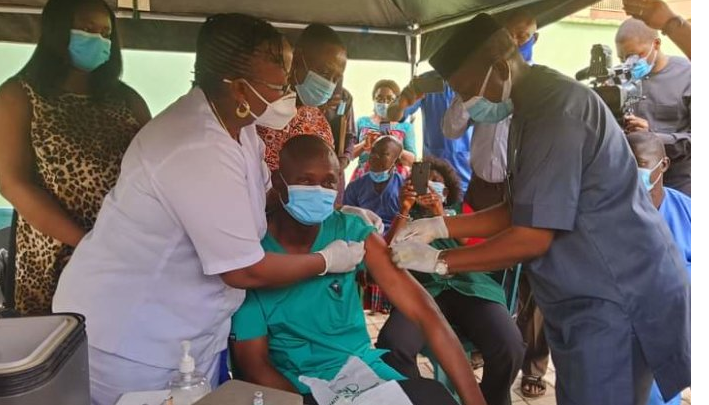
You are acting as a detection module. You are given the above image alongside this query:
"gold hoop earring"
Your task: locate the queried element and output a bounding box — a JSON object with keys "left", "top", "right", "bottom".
{"left": 236, "top": 101, "right": 251, "bottom": 118}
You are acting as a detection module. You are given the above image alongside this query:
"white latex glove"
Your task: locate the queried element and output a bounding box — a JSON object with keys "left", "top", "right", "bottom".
{"left": 390, "top": 240, "right": 441, "bottom": 273}
{"left": 391, "top": 216, "right": 449, "bottom": 245}
{"left": 441, "top": 95, "right": 471, "bottom": 139}
{"left": 340, "top": 205, "right": 385, "bottom": 234}
{"left": 316, "top": 240, "right": 366, "bottom": 274}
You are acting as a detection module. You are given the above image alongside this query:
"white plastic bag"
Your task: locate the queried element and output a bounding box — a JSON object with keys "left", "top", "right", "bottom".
{"left": 299, "top": 357, "right": 413, "bottom": 405}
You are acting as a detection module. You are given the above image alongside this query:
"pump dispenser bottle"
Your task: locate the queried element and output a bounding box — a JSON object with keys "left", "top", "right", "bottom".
{"left": 167, "top": 340, "right": 211, "bottom": 405}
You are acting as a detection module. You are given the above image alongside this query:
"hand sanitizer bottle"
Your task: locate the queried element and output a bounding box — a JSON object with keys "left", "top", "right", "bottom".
{"left": 167, "top": 341, "right": 211, "bottom": 405}
{"left": 253, "top": 391, "right": 264, "bottom": 405}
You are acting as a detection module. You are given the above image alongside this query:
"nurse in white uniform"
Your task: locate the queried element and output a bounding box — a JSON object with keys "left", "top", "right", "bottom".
{"left": 53, "top": 13, "right": 366, "bottom": 405}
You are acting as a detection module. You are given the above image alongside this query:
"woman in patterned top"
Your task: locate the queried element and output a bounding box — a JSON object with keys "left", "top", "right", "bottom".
{"left": 350, "top": 79, "right": 417, "bottom": 181}
{"left": 257, "top": 23, "right": 345, "bottom": 172}
{"left": 0, "top": 0, "right": 151, "bottom": 314}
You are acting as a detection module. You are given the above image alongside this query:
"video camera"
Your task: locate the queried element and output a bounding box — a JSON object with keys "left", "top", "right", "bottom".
{"left": 575, "top": 44, "right": 643, "bottom": 121}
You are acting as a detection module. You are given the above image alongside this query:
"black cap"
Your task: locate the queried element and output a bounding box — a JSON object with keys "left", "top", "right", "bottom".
{"left": 430, "top": 13, "right": 503, "bottom": 79}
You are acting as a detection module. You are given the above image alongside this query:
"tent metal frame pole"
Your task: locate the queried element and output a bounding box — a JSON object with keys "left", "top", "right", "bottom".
{"left": 415, "top": 0, "right": 541, "bottom": 35}
{"left": 0, "top": 6, "right": 409, "bottom": 36}
{"left": 405, "top": 29, "right": 421, "bottom": 79}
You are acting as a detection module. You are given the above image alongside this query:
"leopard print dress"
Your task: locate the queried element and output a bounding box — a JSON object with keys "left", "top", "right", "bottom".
{"left": 14, "top": 80, "right": 141, "bottom": 315}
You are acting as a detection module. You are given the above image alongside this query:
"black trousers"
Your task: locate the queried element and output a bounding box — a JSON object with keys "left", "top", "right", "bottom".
{"left": 302, "top": 378, "right": 459, "bottom": 405}
{"left": 376, "top": 291, "right": 525, "bottom": 405}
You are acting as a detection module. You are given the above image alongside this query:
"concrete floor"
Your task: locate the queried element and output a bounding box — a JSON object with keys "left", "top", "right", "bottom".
{"left": 364, "top": 311, "right": 691, "bottom": 405}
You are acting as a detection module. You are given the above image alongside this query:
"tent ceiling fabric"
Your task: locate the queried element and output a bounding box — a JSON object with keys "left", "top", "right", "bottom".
{"left": 0, "top": 0, "right": 598, "bottom": 61}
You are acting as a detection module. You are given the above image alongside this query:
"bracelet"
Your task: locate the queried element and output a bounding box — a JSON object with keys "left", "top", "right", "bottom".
{"left": 661, "top": 15, "right": 686, "bottom": 36}
{"left": 396, "top": 213, "right": 411, "bottom": 220}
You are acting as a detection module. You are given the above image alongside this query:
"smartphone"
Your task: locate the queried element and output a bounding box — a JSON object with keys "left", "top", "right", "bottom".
{"left": 411, "top": 162, "right": 431, "bottom": 195}
{"left": 379, "top": 121, "right": 391, "bottom": 135}
{"left": 412, "top": 75, "right": 445, "bottom": 94}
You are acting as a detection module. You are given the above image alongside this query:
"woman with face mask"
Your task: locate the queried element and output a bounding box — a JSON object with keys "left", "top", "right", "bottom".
{"left": 0, "top": 0, "right": 151, "bottom": 315}
{"left": 350, "top": 79, "right": 417, "bottom": 181}
{"left": 344, "top": 136, "right": 405, "bottom": 314}
{"left": 257, "top": 23, "right": 346, "bottom": 173}
{"left": 52, "top": 14, "right": 366, "bottom": 405}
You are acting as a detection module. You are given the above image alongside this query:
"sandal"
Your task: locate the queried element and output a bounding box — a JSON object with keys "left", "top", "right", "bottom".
{"left": 521, "top": 375, "right": 546, "bottom": 398}
{"left": 470, "top": 352, "right": 485, "bottom": 370}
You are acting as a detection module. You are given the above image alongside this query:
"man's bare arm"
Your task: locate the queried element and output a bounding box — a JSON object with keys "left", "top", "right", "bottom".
{"left": 364, "top": 234, "right": 487, "bottom": 405}
{"left": 232, "top": 337, "right": 299, "bottom": 393}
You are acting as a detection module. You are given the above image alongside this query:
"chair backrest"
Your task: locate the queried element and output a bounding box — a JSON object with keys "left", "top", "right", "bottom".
{"left": 499, "top": 263, "right": 523, "bottom": 317}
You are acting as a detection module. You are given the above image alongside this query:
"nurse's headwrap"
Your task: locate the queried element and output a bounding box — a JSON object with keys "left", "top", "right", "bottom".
{"left": 193, "top": 13, "right": 286, "bottom": 87}
{"left": 430, "top": 13, "right": 516, "bottom": 80}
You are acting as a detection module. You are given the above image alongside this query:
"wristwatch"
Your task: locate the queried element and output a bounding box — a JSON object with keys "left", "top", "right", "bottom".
{"left": 434, "top": 257, "right": 449, "bottom": 276}
{"left": 661, "top": 15, "right": 686, "bottom": 37}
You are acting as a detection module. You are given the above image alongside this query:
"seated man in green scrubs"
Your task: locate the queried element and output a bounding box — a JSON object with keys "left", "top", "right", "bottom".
{"left": 231, "top": 135, "right": 485, "bottom": 405}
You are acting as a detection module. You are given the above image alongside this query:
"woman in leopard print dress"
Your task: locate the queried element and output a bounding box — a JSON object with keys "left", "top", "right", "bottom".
{"left": 0, "top": 0, "right": 151, "bottom": 314}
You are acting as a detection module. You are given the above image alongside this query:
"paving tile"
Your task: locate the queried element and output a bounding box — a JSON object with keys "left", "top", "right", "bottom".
{"left": 530, "top": 396, "right": 557, "bottom": 405}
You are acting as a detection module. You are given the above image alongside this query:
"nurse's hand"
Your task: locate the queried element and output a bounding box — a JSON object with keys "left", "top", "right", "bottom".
{"left": 391, "top": 216, "right": 449, "bottom": 245}
{"left": 340, "top": 205, "right": 385, "bottom": 234}
{"left": 390, "top": 240, "right": 441, "bottom": 273}
{"left": 316, "top": 240, "right": 366, "bottom": 274}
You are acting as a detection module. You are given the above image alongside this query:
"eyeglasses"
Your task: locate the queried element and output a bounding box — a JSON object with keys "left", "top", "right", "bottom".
{"left": 249, "top": 77, "right": 292, "bottom": 94}
{"left": 222, "top": 77, "right": 292, "bottom": 95}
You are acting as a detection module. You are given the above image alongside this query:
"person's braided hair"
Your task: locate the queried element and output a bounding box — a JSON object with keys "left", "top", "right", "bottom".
{"left": 193, "top": 13, "right": 286, "bottom": 90}
{"left": 423, "top": 155, "right": 462, "bottom": 204}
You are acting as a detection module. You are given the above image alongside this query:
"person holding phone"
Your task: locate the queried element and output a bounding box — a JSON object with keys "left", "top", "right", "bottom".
{"left": 379, "top": 156, "right": 525, "bottom": 405}
{"left": 386, "top": 71, "right": 473, "bottom": 193}
{"left": 351, "top": 80, "right": 416, "bottom": 181}
{"left": 344, "top": 136, "right": 406, "bottom": 314}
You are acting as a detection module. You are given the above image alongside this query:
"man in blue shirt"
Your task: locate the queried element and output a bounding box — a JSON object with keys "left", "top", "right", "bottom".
{"left": 628, "top": 131, "right": 690, "bottom": 405}
{"left": 386, "top": 73, "right": 473, "bottom": 194}
{"left": 391, "top": 14, "right": 690, "bottom": 405}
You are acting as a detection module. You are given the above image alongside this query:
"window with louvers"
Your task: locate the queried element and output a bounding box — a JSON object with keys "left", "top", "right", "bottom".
{"left": 592, "top": 0, "right": 624, "bottom": 11}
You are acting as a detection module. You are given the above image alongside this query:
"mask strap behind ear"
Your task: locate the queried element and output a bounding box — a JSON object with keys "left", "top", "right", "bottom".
{"left": 478, "top": 64, "right": 495, "bottom": 96}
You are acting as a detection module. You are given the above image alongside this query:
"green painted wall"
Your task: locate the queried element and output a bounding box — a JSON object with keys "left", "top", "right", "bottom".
{"left": 534, "top": 19, "right": 683, "bottom": 79}
{"left": 0, "top": 18, "right": 686, "bottom": 209}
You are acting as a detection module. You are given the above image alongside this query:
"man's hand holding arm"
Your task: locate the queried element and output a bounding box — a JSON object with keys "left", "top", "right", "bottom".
{"left": 365, "top": 234, "right": 487, "bottom": 405}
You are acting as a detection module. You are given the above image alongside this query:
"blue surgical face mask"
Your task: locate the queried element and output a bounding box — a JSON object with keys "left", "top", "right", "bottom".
{"left": 627, "top": 48, "right": 657, "bottom": 81}
{"left": 279, "top": 173, "right": 337, "bottom": 225}
{"left": 294, "top": 58, "right": 336, "bottom": 107}
{"left": 518, "top": 35, "right": 536, "bottom": 64}
{"left": 637, "top": 160, "right": 663, "bottom": 191}
{"left": 462, "top": 63, "right": 513, "bottom": 124}
{"left": 428, "top": 181, "right": 446, "bottom": 201}
{"left": 68, "top": 29, "right": 111, "bottom": 72}
{"left": 374, "top": 102, "right": 389, "bottom": 118}
{"left": 369, "top": 169, "right": 392, "bottom": 183}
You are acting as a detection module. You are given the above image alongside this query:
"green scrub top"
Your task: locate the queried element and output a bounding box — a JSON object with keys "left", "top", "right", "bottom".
{"left": 231, "top": 211, "right": 405, "bottom": 394}
{"left": 410, "top": 204, "right": 507, "bottom": 307}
